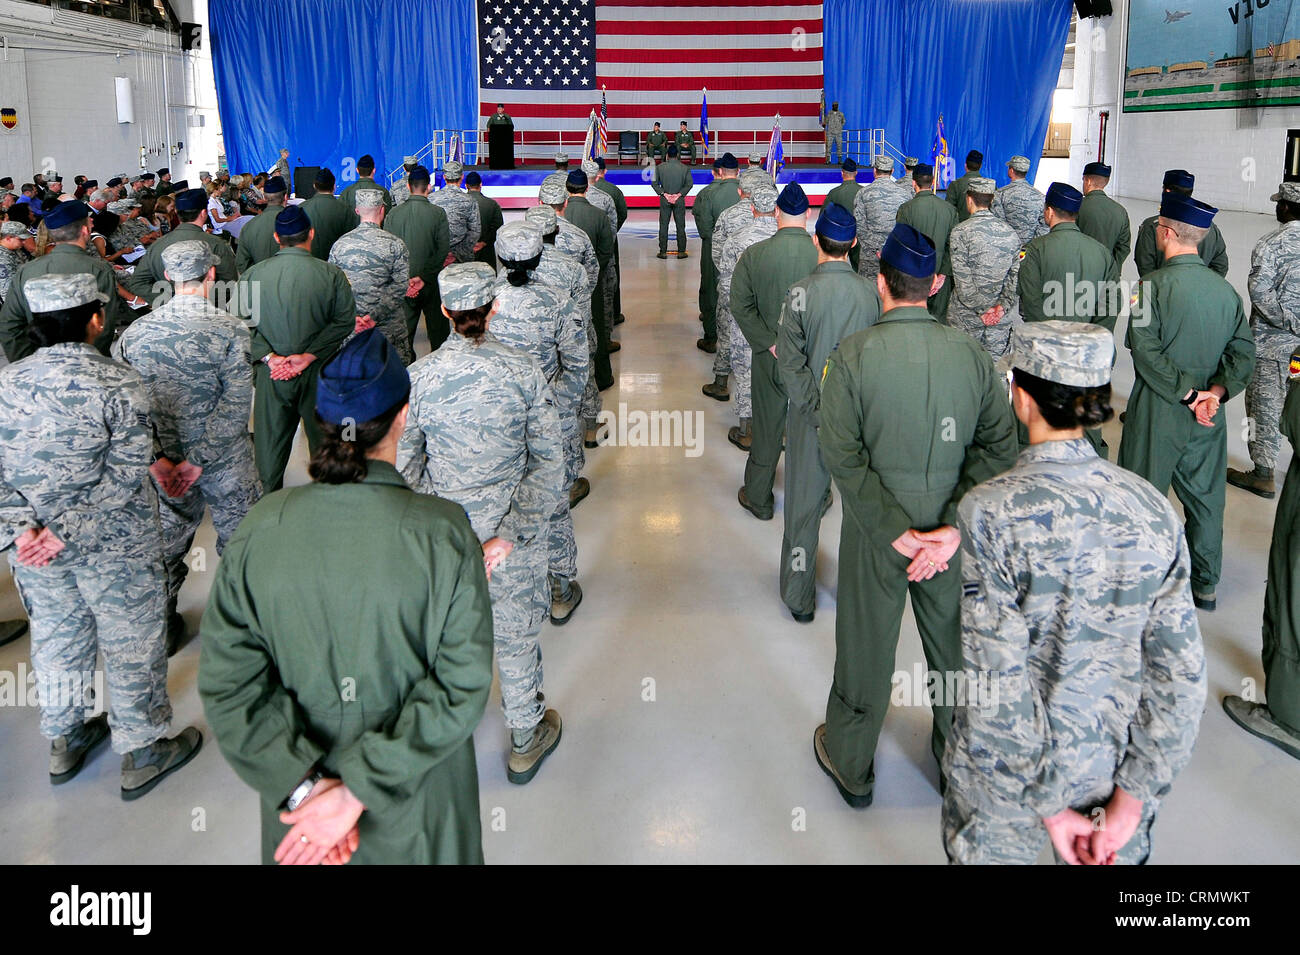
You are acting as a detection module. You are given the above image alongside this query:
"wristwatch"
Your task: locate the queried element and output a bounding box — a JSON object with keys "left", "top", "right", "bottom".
{"left": 285, "top": 769, "right": 325, "bottom": 811}
{"left": 1180, "top": 389, "right": 1197, "bottom": 406}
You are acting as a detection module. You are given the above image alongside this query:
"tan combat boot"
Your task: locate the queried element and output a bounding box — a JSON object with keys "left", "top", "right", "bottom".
{"left": 121, "top": 726, "right": 202, "bottom": 801}
{"left": 508, "top": 710, "right": 563, "bottom": 784}
{"left": 1227, "top": 466, "right": 1275, "bottom": 499}
{"left": 49, "top": 713, "right": 110, "bottom": 784}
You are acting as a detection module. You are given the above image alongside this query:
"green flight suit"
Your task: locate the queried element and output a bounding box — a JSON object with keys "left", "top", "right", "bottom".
{"left": 817, "top": 305, "right": 1018, "bottom": 796}
{"left": 1264, "top": 383, "right": 1300, "bottom": 732}
{"left": 198, "top": 460, "right": 495, "bottom": 864}
{"left": 1134, "top": 214, "right": 1228, "bottom": 278}
{"left": 235, "top": 246, "right": 356, "bottom": 492}
{"left": 897, "top": 189, "right": 958, "bottom": 320}
{"left": 1117, "top": 253, "right": 1255, "bottom": 595}
{"left": 124, "top": 221, "right": 237, "bottom": 299}
{"left": 693, "top": 177, "right": 741, "bottom": 340}
{"left": 1077, "top": 188, "right": 1132, "bottom": 273}
{"left": 945, "top": 170, "right": 980, "bottom": 223}
{"left": 487, "top": 111, "right": 514, "bottom": 127}
{"left": 563, "top": 195, "right": 616, "bottom": 389}
{"left": 301, "top": 191, "right": 354, "bottom": 262}
{"left": 777, "top": 260, "right": 882, "bottom": 617}
{"left": 470, "top": 189, "right": 504, "bottom": 272}
{"left": 731, "top": 226, "right": 819, "bottom": 513}
{"left": 647, "top": 129, "right": 667, "bottom": 160}
{"left": 0, "top": 243, "right": 125, "bottom": 362}
{"left": 339, "top": 176, "right": 393, "bottom": 218}
{"left": 234, "top": 200, "right": 286, "bottom": 274}
{"left": 1017, "top": 220, "right": 1120, "bottom": 456}
{"left": 594, "top": 176, "right": 628, "bottom": 322}
{"left": 653, "top": 158, "right": 694, "bottom": 257}
{"left": 825, "top": 178, "right": 863, "bottom": 271}
{"left": 675, "top": 129, "right": 696, "bottom": 163}
{"left": 385, "top": 197, "right": 451, "bottom": 350}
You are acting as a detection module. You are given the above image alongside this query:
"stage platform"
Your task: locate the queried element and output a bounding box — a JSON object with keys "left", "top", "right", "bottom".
{"left": 464, "top": 163, "right": 863, "bottom": 210}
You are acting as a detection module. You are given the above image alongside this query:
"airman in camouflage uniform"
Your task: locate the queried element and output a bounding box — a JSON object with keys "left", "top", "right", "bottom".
{"left": 329, "top": 190, "right": 413, "bottom": 364}
{"left": 1228, "top": 182, "right": 1300, "bottom": 498}
{"left": 991, "top": 156, "right": 1048, "bottom": 245}
{"left": 111, "top": 241, "right": 262, "bottom": 642}
{"left": 897, "top": 156, "right": 919, "bottom": 195}
{"left": 947, "top": 177, "right": 1022, "bottom": 358}
{"left": 398, "top": 262, "right": 565, "bottom": 782}
{"left": 716, "top": 179, "right": 779, "bottom": 439}
{"left": 824, "top": 101, "right": 846, "bottom": 163}
{"left": 703, "top": 169, "right": 767, "bottom": 400}
{"left": 0, "top": 274, "right": 201, "bottom": 793}
{"left": 944, "top": 322, "right": 1205, "bottom": 864}
{"left": 852, "top": 155, "right": 909, "bottom": 279}
{"left": 430, "top": 161, "right": 481, "bottom": 263}
{"left": 389, "top": 155, "right": 418, "bottom": 207}
{"left": 493, "top": 224, "right": 588, "bottom": 621}
{"left": 107, "top": 199, "right": 154, "bottom": 252}
{"left": 541, "top": 153, "right": 570, "bottom": 201}
{"left": 0, "top": 221, "right": 32, "bottom": 304}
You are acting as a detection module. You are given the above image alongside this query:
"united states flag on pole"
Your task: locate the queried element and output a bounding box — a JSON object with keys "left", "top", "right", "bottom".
{"left": 597, "top": 86, "right": 608, "bottom": 156}
{"left": 476, "top": 0, "right": 825, "bottom": 158}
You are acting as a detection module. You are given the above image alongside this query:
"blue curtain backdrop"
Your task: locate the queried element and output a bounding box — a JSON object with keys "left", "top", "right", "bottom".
{"left": 209, "top": 0, "right": 477, "bottom": 183}
{"left": 823, "top": 0, "right": 1073, "bottom": 186}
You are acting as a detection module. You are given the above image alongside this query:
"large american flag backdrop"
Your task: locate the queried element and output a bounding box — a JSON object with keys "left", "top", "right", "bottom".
{"left": 476, "top": 0, "right": 826, "bottom": 160}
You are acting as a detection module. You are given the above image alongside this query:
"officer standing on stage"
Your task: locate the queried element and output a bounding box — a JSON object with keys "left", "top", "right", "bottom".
{"left": 693, "top": 153, "right": 741, "bottom": 354}
{"left": 1133, "top": 170, "right": 1229, "bottom": 278}
{"left": 654, "top": 145, "right": 693, "bottom": 259}
{"left": 823, "top": 101, "right": 846, "bottom": 164}
{"left": 430, "top": 161, "right": 482, "bottom": 265}
{"left": 1228, "top": 182, "right": 1300, "bottom": 499}
{"left": 992, "top": 156, "right": 1049, "bottom": 245}
{"left": 111, "top": 241, "right": 262, "bottom": 655}
{"left": 813, "top": 223, "right": 1017, "bottom": 808}
{"left": 777, "top": 204, "right": 880, "bottom": 623}
{"left": 732, "top": 182, "right": 818, "bottom": 520}
{"left": 946, "top": 150, "right": 983, "bottom": 223}
{"left": 330, "top": 190, "right": 413, "bottom": 363}
{"left": 1117, "top": 193, "right": 1255, "bottom": 613}
{"left": 675, "top": 121, "right": 696, "bottom": 165}
{"left": 466, "top": 171, "right": 504, "bottom": 272}
{"left": 947, "top": 177, "right": 1022, "bottom": 359}
{"left": 236, "top": 205, "right": 357, "bottom": 492}
{"left": 385, "top": 164, "right": 451, "bottom": 352}
{"left": 301, "top": 168, "right": 353, "bottom": 262}
{"left": 853, "top": 155, "right": 909, "bottom": 279}
{"left": 897, "top": 162, "right": 958, "bottom": 318}
{"left": 944, "top": 321, "right": 1205, "bottom": 864}
{"left": 1077, "top": 161, "right": 1131, "bottom": 273}
{"left": 235, "top": 175, "right": 289, "bottom": 273}
{"left": 647, "top": 123, "right": 667, "bottom": 162}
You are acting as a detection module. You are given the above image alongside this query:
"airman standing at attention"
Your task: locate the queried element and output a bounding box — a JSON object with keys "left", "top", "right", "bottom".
{"left": 1077, "top": 161, "right": 1131, "bottom": 273}
{"left": 946, "top": 176, "right": 1022, "bottom": 359}
{"left": 653, "top": 145, "right": 694, "bottom": 260}
{"left": 825, "top": 159, "right": 863, "bottom": 272}
{"left": 339, "top": 154, "right": 393, "bottom": 217}
{"left": 992, "top": 155, "right": 1049, "bottom": 245}
{"left": 945, "top": 150, "right": 983, "bottom": 223}
{"left": 1133, "top": 170, "right": 1229, "bottom": 278}
{"left": 234, "top": 175, "right": 289, "bottom": 273}
{"left": 300, "top": 168, "right": 353, "bottom": 262}
{"left": 852, "top": 155, "right": 909, "bottom": 279}
{"left": 430, "top": 160, "right": 482, "bottom": 265}
{"left": 896, "top": 162, "right": 958, "bottom": 319}
{"left": 384, "top": 164, "right": 451, "bottom": 352}
{"left": 389, "top": 155, "right": 418, "bottom": 207}
{"left": 692, "top": 153, "right": 741, "bottom": 354}
{"left": 466, "top": 171, "right": 504, "bottom": 272}
{"left": 331, "top": 190, "right": 412, "bottom": 364}
{"left": 823, "top": 100, "right": 846, "bottom": 164}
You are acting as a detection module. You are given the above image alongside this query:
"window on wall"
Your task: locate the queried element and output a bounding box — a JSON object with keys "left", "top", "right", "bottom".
{"left": 18, "top": 0, "right": 179, "bottom": 31}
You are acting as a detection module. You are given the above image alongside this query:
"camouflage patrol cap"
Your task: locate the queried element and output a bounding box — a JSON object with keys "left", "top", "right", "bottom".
{"left": 355, "top": 189, "right": 385, "bottom": 209}
{"left": 581, "top": 157, "right": 600, "bottom": 177}
{"left": 999, "top": 320, "right": 1114, "bottom": 389}
{"left": 495, "top": 220, "right": 543, "bottom": 262}
{"left": 748, "top": 150, "right": 764, "bottom": 164}
{"left": 1, "top": 221, "right": 28, "bottom": 237}
{"left": 444, "top": 160, "right": 463, "bottom": 180}
{"left": 873, "top": 155, "right": 894, "bottom": 173}
{"left": 749, "top": 179, "right": 778, "bottom": 213}
{"left": 403, "top": 155, "right": 418, "bottom": 165}
{"left": 737, "top": 168, "right": 768, "bottom": 195}
{"left": 539, "top": 177, "right": 568, "bottom": 205}
{"left": 966, "top": 177, "right": 997, "bottom": 195}
{"left": 26, "top": 273, "right": 109, "bottom": 313}
{"left": 1271, "top": 182, "right": 1300, "bottom": 203}
{"left": 160, "top": 239, "right": 216, "bottom": 282}
{"left": 903, "top": 156, "right": 919, "bottom": 168}
{"left": 523, "top": 204, "right": 558, "bottom": 233}
{"left": 438, "top": 261, "right": 497, "bottom": 310}
{"left": 107, "top": 199, "right": 139, "bottom": 214}
{"left": 1008, "top": 155, "right": 1031, "bottom": 173}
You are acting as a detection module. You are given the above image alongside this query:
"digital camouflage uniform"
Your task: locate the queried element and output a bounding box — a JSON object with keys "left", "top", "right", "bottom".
{"left": 0, "top": 238, "right": 32, "bottom": 305}
{"left": 111, "top": 242, "right": 262, "bottom": 601}
{"left": 330, "top": 211, "right": 413, "bottom": 364}
{"left": 824, "top": 107, "right": 846, "bottom": 164}
{"left": 548, "top": 208, "right": 602, "bottom": 427}
{"left": 1243, "top": 217, "right": 1300, "bottom": 473}
{"left": 947, "top": 204, "right": 1023, "bottom": 358}
{"left": 398, "top": 314, "right": 564, "bottom": 732}
{"left": 946, "top": 434, "right": 1205, "bottom": 865}
{"left": 992, "top": 177, "right": 1049, "bottom": 246}
{"left": 0, "top": 276, "right": 169, "bottom": 753}
{"left": 717, "top": 195, "right": 777, "bottom": 422}
{"left": 390, "top": 157, "right": 418, "bottom": 207}
{"left": 710, "top": 174, "right": 764, "bottom": 377}
{"left": 853, "top": 163, "right": 910, "bottom": 279}
{"left": 430, "top": 165, "right": 481, "bottom": 263}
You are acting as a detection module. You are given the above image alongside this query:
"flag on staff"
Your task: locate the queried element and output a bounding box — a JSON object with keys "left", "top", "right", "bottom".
{"left": 819, "top": 88, "right": 825, "bottom": 128}
{"left": 700, "top": 88, "right": 709, "bottom": 159}
{"left": 449, "top": 131, "right": 465, "bottom": 166}
{"left": 582, "top": 109, "right": 598, "bottom": 160}
{"left": 597, "top": 86, "right": 609, "bottom": 156}
{"left": 475, "top": 1, "right": 827, "bottom": 160}
{"left": 766, "top": 115, "right": 783, "bottom": 179}
{"left": 931, "top": 114, "right": 952, "bottom": 191}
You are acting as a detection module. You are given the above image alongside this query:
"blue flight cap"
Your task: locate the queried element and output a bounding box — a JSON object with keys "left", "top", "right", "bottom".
{"left": 776, "top": 181, "right": 808, "bottom": 215}
{"left": 566, "top": 168, "right": 588, "bottom": 189}
{"left": 1083, "top": 161, "right": 1111, "bottom": 178}
{"left": 315, "top": 328, "right": 411, "bottom": 426}
{"left": 274, "top": 204, "right": 312, "bottom": 236}
{"left": 1045, "top": 181, "right": 1083, "bottom": 213}
{"left": 174, "top": 188, "right": 207, "bottom": 212}
{"left": 841, "top": 158, "right": 857, "bottom": 173}
{"left": 41, "top": 200, "right": 92, "bottom": 230}
{"left": 464, "top": 171, "right": 482, "bottom": 187}
{"left": 1163, "top": 169, "right": 1194, "bottom": 191}
{"left": 815, "top": 203, "right": 856, "bottom": 242}
{"left": 881, "top": 223, "right": 935, "bottom": 277}
{"left": 711, "top": 156, "right": 723, "bottom": 170}
{"left": 264, "top": 175, "right": 287, "bottom": 194}
{"left": 720, "top": 152, "right": 738, "bottom": 170}
{"left": 1159, "top": 192, "right": 1217, "bottom": 228}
